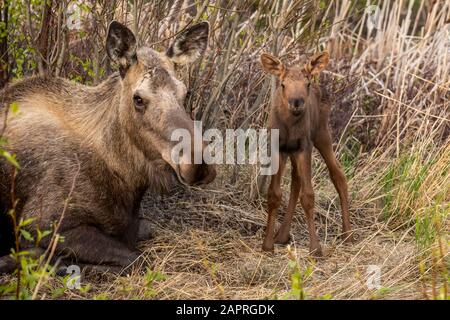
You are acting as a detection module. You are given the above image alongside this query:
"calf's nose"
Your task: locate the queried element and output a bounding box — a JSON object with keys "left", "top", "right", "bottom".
{"left": 289, "top": 98, "right": 305, "bottom": 108}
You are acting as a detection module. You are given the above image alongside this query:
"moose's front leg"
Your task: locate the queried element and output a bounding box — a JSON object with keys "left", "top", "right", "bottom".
{"left": 262, "top": 153, "right": 287, "bottom": 252}
{"left": 56, "top": 225, "right": 140, "bottom": 269}
{"left": 0, "top": 248, "right": 45, "bottom": 275}
{"left": 137, "top": 218, "right": 156, "bottom": 242}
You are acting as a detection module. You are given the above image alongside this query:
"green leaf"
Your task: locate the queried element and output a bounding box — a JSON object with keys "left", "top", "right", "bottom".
{"left": 79, "top": 284, "right": 91, "bottom": 294}
{"left": 51, "top": 287, "right": 66, "bottom": 299}
{"left": 0, "top": 150, "right": 20, "bottom": 169}
{"left": 93, "top": 292, "right": 109, "bottom": 300}
{"left": 10, "top": 102, "right": 19, "bottom": 114}
{"left": 20, "top": 229, "right": 34, "bottom": 242}
{"left": 36, "top": 229, "right": 52, "bottom": 244}
{"left": 19, "top": 217, "right": 35, "bottom": 228}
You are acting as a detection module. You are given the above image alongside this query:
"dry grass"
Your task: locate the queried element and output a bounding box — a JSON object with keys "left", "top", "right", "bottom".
{"left": 21, "top": 136, "right": 447, "bottom": 300}
{"left": 126, "top": 177, "right": 423, "bottom": 300}
{"left": 31, "top": 167, "right": 423, "bottom": 300}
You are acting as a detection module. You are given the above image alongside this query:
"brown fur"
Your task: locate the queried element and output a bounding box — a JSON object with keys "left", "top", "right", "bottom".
{"left": 260, "top": 52, "right": 353, "bottom": 256}
{"left": 0, "top": 21, "right": 214, "bottom": 273}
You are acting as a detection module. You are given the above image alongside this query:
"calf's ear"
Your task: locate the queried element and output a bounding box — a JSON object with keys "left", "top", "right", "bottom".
{"left": 106, "top": 21, "right": 137, "bottom": 76}
{"left": 166, "top": 22, "right": 209, "bottom": 65}
{"left": 305, "top": 51, "right": 329, "bottom": 76}
{"left": 260, "top": 53, "right": 284, "bottom": 76}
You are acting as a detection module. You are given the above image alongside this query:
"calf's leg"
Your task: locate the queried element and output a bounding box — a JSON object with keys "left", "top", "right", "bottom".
{"left": 275, "top": 155, "right": 301, "bottom": 244}
{"left": 262, "top": 153, "right": 287, "bottom": 252}
{"left": 295, "top": 149, "right": 322, "bottom": 256}
{"left": 314, "top": 129, "right": 353, "bottom": 242}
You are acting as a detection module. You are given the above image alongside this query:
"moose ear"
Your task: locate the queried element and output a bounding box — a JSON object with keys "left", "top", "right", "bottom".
{"left": 260, "top": 53, "right": 284, "bottom": 76}
{"left": 106, "top": 21, "right": 137, "bottom": 74}
{"left": 305, "top": 51, "right": 329, "bottom": 76}
{"left": 166, "top": 22, "right": 209, "bottom": 65}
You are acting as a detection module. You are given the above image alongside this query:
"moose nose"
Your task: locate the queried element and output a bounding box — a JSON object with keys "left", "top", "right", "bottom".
{"left": 289, "top": 98, "right": 305, "bottom": 108}
{"left": 176, "top": 141, "right": 216, "bottom": 186}
{"left": 178, "top": 162, "right": 216, "bottom": 186}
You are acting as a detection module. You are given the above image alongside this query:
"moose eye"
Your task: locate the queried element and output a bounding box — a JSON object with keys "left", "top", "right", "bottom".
{"left": 281, "top": 83, "right": 285, "bottom": 89}
{"left": 133, "top": 94, "right": 146, "bottom": 111}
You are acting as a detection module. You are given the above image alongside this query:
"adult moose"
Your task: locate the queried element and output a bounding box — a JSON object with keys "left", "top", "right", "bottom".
{"left": 0, "top": 21, "right": 215, "bottom": 273}
{"left": 260, "top": 52, "right": 352, "bottom": 256}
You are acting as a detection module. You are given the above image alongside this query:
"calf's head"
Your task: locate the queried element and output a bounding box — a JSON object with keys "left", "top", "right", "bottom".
{"left": 260, "top": 52, "right": 329, "bottom": 116}
{"left": 106, "top": 21, "right": 215, "bottom": 185}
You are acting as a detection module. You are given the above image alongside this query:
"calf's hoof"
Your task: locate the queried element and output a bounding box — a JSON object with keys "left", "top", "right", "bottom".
{"left": 341, "top": 230, "right": 355, "bottom": 244}
{"left": 274, "top": 232, "right": 291, "bottom": 245}
{"left": 262, "top": 242, "right": 274, "bottom": 252}
{"left": 309, "top": 245, "right": 323, "bottom": 258}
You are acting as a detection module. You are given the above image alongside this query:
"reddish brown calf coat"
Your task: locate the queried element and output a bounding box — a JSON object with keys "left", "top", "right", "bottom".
{"left": 260, "top": 52, "right": 352, "bottom": 256}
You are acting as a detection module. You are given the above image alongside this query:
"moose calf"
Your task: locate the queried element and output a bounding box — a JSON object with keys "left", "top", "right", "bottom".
{"left": 260, "top": 52, "right": 352, "bottom": 256}
{"left": 0, "top": 21, "right": 215, "bottom": 273}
